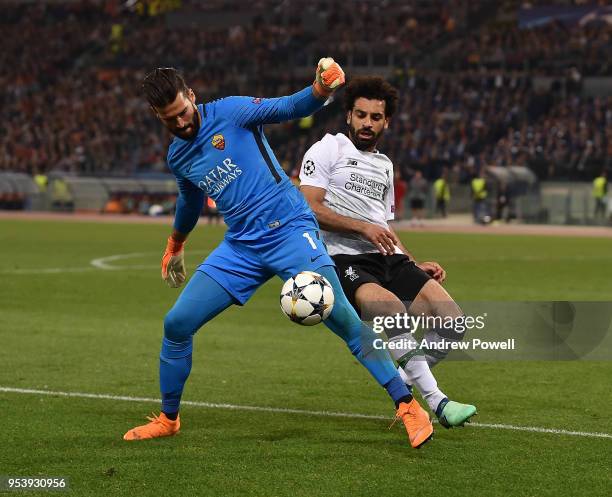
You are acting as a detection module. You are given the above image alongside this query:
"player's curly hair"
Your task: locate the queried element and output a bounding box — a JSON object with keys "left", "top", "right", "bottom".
{"left": 142, "top": 67, "right": 189, "bottom": 108}
{"left": 343, "top": 76, "right": 399, "bottom": 118}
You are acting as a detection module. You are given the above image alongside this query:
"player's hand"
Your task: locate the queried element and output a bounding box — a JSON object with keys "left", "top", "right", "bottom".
{"left": 417, "top": 261, "right": 446, "bottom": 283}
{"left": 161, "top": 236, "right": 186, "bottom": 288}
{"left": 360, "top": 224, "right": 398, "bottom": 256}
{"left": 313, "top": 57, "right": 345, "bottom": 98}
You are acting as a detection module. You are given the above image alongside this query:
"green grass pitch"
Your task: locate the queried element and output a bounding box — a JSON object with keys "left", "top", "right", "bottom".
{"left": 1, "top": 219, "right": 611, "bottom": 497}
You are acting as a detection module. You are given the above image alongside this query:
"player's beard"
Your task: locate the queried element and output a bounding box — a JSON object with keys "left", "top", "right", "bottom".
{"left": 173, "top": 102, "right": 201, "bottom": 140}
{"left": 348, "top": 122, "right": 383, "bottom": 151}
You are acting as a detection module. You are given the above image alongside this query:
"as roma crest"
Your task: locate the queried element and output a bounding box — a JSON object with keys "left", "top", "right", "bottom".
{"left": 212, "top": 134, "right": 225, "bottom": 150}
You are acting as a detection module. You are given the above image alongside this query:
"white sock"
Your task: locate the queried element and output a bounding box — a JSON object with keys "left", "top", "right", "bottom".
{"left": 423, "top": 328, "right": 464, "bottom": 368}
{"left": 388, "top": 332, "right": 446, "bottom": 413}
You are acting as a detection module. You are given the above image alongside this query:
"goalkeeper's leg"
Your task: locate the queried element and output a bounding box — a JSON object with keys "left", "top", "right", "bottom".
{"left": 315, "top": 265, "right": 433, "bottom": 448}
{"left": 160, "top": 271, "right": 236, "bottom": 416}
{"left": 315, "top": 266, "right": 409, "bottom": 403}
{"left": 124, "top": 271, "right": 235, "bottom": 440}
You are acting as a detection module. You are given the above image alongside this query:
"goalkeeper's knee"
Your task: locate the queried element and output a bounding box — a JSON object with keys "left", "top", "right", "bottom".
{"left": 164, "top": 307, "right": 198, "bottom": 343}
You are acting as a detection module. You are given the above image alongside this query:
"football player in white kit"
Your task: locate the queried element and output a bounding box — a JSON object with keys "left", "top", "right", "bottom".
{"left": 300, "top": 76, "right": 477, "bottom": 428}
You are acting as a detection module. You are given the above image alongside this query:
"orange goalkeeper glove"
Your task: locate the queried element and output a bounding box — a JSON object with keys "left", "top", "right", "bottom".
{"left": 161, "top": 236, "right": 186, "bottom": 288}
{"left": 313, "top": 57, "right": 345, "bottom": 98}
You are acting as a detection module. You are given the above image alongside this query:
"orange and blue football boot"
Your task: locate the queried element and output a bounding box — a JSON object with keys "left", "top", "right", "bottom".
{"left": 392, "top": 398, "right": 434, "bottom": 448}
{"left": 123, "top": 412, "right": 180, "bottom": 441}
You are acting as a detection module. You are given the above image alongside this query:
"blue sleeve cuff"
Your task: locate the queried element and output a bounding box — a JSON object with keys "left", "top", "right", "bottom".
{"left": 290, "top": 86, "right": 326, "bottom": 118}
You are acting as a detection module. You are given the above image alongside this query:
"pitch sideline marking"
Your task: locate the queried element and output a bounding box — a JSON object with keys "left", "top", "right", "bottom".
{"left": 1, "top": 386, "right": 610, "bottom": 440}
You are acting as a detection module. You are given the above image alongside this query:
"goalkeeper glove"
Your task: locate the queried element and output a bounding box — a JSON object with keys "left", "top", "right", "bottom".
{"left": 161, "top": 236, "right": 186, "bottom": 288}
{"left": 313, "top": 57, "right": 345, "bottom": 98}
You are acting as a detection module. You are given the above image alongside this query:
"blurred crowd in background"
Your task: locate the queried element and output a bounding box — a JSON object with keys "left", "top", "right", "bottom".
{"left": 1, "top": 0, "right": 611, "bottom": 194}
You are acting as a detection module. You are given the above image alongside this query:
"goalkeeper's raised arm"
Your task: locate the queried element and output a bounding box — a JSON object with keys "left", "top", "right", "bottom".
{"left": 218, "top": 57, "right": 345, "bottom": 128}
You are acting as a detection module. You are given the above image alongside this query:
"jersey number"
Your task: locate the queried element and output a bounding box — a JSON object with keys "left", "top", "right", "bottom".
{"left": 303, "top": 232, "right": 317, "bottom": 249}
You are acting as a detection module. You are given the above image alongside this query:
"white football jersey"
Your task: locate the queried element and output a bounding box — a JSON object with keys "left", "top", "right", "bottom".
{"left": 299, "top": 132, "right": 397, "bottom": 256}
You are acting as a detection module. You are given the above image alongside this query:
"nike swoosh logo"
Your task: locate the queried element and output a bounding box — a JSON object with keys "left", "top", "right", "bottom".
{"left": 310, "top": 254, "right": 323, "bottom": 263}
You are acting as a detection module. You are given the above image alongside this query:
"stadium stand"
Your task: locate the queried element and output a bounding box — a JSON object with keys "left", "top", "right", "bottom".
{"left": 1, "top": 0, "right": 610, "bottom": 223}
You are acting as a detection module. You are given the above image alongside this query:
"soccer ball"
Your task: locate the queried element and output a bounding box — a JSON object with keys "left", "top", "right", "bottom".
{"left": 280, "top": 271, "right": 334, "bottom": 326}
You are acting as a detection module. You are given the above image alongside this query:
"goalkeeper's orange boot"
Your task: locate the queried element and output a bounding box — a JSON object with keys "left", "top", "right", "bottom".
{"left": 392, "top": 399, "right": 434, "bottom": 448}
{"left": 123, "top": 412, "right": 180, "bottom": 441}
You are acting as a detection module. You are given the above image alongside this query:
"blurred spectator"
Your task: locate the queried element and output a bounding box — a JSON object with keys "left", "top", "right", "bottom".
{"left": 139, "top": 195, "right": 152, "bottom": 215}
{"left": 495, "top": 180, "right": 510, "bottom": 222}
{"left": 50, "top": 178, "right": 73, "bottom": 211}
{"left": 593, "top": 170, "right": 608, "bottom": 220}
{"left": 409, "top": 170, "right": 428, "bottom": 226}
{"left": 393, "top": 169, "right": 407, "bottom": 220}
{"left": 471, "top": 168, "right": 490, "bottom": 224}
{"left": 33, "top": 170, "right": 48, "bottom": 193}
{"left": 433, "top": 167, "right": 451, "bottom": 217}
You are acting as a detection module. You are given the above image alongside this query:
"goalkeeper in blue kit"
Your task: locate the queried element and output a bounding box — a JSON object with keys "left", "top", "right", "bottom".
{"left": 123, "top": 60, "right": 434, "bottom": 448}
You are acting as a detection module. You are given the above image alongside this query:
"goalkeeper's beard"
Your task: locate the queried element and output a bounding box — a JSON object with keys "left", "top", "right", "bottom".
{"left": 173, "top": 102, "right": 201, "bottom": 140}
{"left": 348, "top": 123, "right": 384, "bottom": 151}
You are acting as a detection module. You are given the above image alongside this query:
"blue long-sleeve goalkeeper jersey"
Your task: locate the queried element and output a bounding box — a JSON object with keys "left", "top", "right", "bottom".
{"left": 167, "top": 86, "right": 324, "bottom": 240}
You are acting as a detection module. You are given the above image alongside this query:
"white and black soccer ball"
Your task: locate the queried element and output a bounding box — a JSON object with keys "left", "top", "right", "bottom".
{"left": 280, "top": 271, "right": 334, "bottom": 326}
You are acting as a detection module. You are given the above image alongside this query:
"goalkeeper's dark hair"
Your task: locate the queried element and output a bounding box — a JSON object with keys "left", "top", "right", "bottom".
{"left": 142, "top": 67, "right": 189, "bottom": 108}
{"left": 343, "top": 76, "right": 399, "bottom": 118}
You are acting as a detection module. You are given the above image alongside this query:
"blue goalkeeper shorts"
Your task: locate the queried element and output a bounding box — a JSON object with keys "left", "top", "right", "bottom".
{"left": 198, "top": 214, "right": 334, "bottom": 304}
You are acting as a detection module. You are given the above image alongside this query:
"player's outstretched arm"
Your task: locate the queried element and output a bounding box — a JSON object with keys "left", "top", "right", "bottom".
{"left": 301, "top": 185, "right": 398, "bottom": 255}
{"left": 162, "top": 176, "right": 205, "bottom": 288}
{"left": 220, "top": 57, "right": 345, "bottom": 128}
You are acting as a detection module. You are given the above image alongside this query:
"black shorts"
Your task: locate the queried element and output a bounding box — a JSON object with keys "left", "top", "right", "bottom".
{"left": 410, "top": 198, "right": 424, "bottom": 210}
{"left": 332, "top": 253, "right": 431, "bottom": 315}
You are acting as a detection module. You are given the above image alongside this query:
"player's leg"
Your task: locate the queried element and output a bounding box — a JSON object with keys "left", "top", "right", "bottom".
{"left": 404, "top": 279, "right": 465, "bottom": 368}
{"left": 159, "top": 271, "right": 236, "bottom": 419}
{"left": 124, "top": 240, "right": 269, "bottom": 441}
{"left": 386, "top": 260, "right": 477, "bottom": 427}
{"left": 123, "top": 270, "right": 236, "bottom": 441}
{"left": 335, "top": 253, "right": 451, "bottom": 418}
{"left": 353, "top": 281, "right": 447, "bottom": 417}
